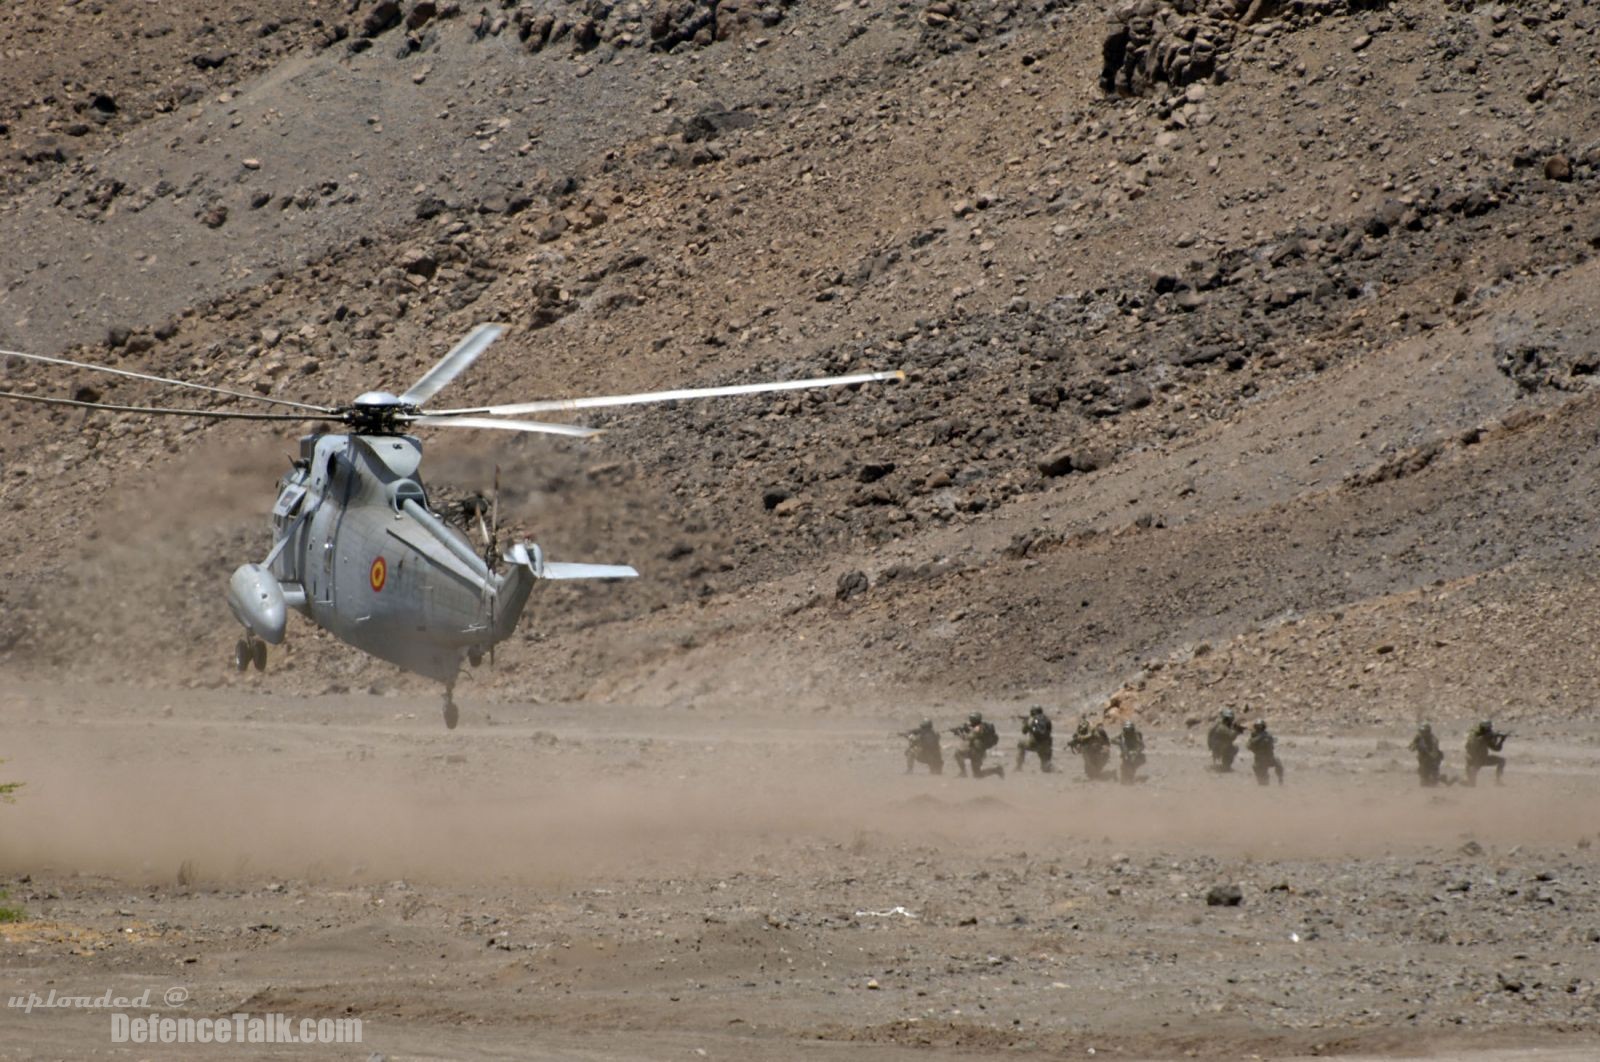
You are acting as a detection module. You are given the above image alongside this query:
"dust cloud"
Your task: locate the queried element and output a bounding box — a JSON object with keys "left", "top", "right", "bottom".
{"left": 2, "top": 685, "right": 1590, "bottom": 887}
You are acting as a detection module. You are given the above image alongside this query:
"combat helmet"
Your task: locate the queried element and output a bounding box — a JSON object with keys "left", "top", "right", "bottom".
{"left": 919, "top": 718, "right": 934, "bottom": 731}
{"left": 968, "top": 711, "right": 983, "bottom": 724}
{"left": 1252, "top": 719, "right": 1268, "bottom": 732}
{"left": 1123, "top": 720, "right": 1136, "bottom": 732}
{"left": 1221, "top": 708, "right": 1236, "bottom": 723}
{"left": 1029, "top": 705, "right": 1045, "bottom": 717}
{"left": 1418, "top": 722, "right": 1432, "bottom": 734}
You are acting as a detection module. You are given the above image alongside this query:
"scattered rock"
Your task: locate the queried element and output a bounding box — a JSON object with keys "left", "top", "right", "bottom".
{"left": 362, "top": 0, "right": 403, "bottom": 37}
{"left": 400, "top": 248, "right": 439, "bottom": 278}
{"left": 1205, "top": 884, "right": 1243, "bottom": 907}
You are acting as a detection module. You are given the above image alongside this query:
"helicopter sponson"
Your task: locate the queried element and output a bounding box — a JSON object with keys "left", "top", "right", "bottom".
{"left": 226, "top": 563, "right": 291, "bottom": 645}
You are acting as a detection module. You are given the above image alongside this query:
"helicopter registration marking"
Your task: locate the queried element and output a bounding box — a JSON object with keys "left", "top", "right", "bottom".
{"left": 370, "top": 556, "right": 388, "bottom": 593}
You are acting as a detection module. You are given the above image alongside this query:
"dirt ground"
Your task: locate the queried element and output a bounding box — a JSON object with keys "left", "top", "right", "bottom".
{"left": 4, "top": 0, "right": 1600, "bottom": 1057}
{"left": 2, "top": 681, "right": 1597, "bottom": 1060}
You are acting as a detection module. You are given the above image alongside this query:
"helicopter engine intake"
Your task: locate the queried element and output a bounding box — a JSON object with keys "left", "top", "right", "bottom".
{"left": 226, "top": 563, "right": 288, "bottom": 645}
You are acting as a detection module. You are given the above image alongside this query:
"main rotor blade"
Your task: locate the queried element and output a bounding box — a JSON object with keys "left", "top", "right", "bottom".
{"left": 0, "top": 347, "right": 336, "bottom": 414}
{"left": 0, "top": 390, "right": 330, "bottom": 422}
{"left": 426, "top": 369, "right": 905, "bottom": 418}
{"left": 405, "top": 414, "right": 599, "bottom": 438}
{"left": 399, "top": 324, "right": 503, "bottom": 407}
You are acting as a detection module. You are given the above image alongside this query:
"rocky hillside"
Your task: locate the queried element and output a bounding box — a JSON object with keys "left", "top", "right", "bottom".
{"left": 2, "top": 0, "right": 1599, "bottom": 725}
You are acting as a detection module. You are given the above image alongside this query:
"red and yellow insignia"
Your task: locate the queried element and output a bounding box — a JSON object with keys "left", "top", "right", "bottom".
{"left": 369, "top": 556, "right": 387, "bottom": 593}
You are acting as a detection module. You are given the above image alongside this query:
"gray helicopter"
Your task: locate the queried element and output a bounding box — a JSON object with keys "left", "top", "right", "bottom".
{"left": 0, "top": 325, "right": 900, "bottom": 727}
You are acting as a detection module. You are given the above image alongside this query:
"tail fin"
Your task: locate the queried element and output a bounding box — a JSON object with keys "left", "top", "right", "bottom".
{"left": 505, "top": 542, "right": 638, "bottom": 581}
{"left": 491, "top": 543, "right": 638, "bottom": 641}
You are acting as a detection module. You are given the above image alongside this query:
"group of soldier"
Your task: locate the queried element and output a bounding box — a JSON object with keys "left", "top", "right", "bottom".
{"left": 901, "top": 708, "right": 1148, "bottom": 785}
{"left": 1408, "top": 719, "right": 1511, "bottom": 787}
{"left": 1206, "top": 708, "right": 1284, "bottom": 786}
{"left": 903, "top": 709, "right": 1515, "bottom": 789}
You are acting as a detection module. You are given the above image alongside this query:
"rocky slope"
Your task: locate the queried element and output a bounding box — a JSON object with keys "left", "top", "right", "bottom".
{"left": 2, "top": 0, "right": 1599, "bottom": 730}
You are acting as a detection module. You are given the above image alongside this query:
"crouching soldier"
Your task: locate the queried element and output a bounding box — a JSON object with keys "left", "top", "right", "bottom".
{"left": 1016, "top": 706, "right": 1054, "bottom": 773}
{"left": 1208, "top": 708, "right": 1245, "bottom": 772}
{"left": 1068, "top": 718, "right": 1113, "bottom": 781}
{"left": 952, "top": 712, "right": 1004, "bottom": 780}
{"left": 1246, "top": 720, "right": 1284, "bottom": 786}
{"left": 902, "top": 719, "right": 943, "bottom": 776}
{"left": 1115, "top": 720, "right": 1147, "bottom": 785}
{"left": 1464, "top": 720, "right": 1510, "bottom": 787}
{"left": 1408, "top": 722, "right": 1446, "bottom": 787}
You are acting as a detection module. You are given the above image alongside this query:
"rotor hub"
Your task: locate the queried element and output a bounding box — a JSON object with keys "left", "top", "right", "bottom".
{"left": 347, "top": 391, "right": 416, "bottom": 434}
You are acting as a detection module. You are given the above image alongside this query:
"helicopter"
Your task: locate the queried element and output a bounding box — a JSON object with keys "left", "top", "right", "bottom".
{"left": 0, "top": 325, "right": 901, "bottom": 727}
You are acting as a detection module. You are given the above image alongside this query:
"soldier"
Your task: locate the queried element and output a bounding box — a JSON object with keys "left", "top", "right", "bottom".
{"left": 1114, "top": 720, "right": 1147, "bottom": 785}
{"left": 1208, "top": 708, "right": 1246, "bottom": 772}
{"left": 1246, "top": 719, "right": 1284, "bottom": 786}
{"left": 1015, "top": 706, "right": 1054, "bottom": 773}
{"left": 902, "top": 719, "right": 943, "bottom": 776}
{"left": 1067, "top": 717, "right": 1113, "bottom": 781}
{"left": 1463, "top": 719, "right": 1510, "bottom": 787}
{"left": 1407, "top": 722, "right": 1446, "bottom": 787}
{"left": 952, "top": 711, "right": 1004, "bottom": 780}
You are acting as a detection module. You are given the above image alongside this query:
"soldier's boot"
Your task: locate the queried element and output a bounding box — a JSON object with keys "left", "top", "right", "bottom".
{"left": 1274, "top": 763, "right": 1284, "bottom": 786}
{"left": 1494, "top": 762, "right": 1505, "bottom": 786}
{"left": 1041, "top": 756, "right": 1053, "bottom": 774}
{"left": 1463, "top": 763, "right": 1478, "bottom": 787}
{"left": 1016, "top": 749, "right": 1026, "bottom": 772}
{"left": 1253, "top": 766, "right": 1269, "bottom": 786}
{"left": 905, "top": 753, "right": 916, "bottom": 775}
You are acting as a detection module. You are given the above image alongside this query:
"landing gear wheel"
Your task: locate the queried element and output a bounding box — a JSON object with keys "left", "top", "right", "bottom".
{"left": 251, "top": 639, "right": 268, "bottom": 672}
{"left": 443, "top": 702, "right": 460, "bottom": 730}
{"left": 234, "top": 638, "right": 252, "bottom": 673}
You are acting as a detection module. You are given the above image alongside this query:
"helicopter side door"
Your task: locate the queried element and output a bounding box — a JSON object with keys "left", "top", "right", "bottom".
{"left": 302, "top": 439, "right": 359, "bottom": 608}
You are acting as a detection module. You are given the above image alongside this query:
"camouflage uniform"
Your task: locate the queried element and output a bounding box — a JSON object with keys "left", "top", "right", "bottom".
{"left": 1407, "top": 723, "right": 1445, "bottom": 787}
{"left": 1015, "top": 706, "right": 1054, "bottom": 773}
{"left": 903, "top": 719, "right": 943, "bottom": 776}
{"left": 1068, "top": 719, "right": 1113, "bottom": 781}
{"left": 1463, "top": 720, "right": 1508, "bottom": 787}
{"left": 1208, "top": 709, "right": 1245, "bottom": 772}
{"left": 1114, "top": 721, "right": 1147, "bottom": 785}
{"left": 1246, "top": 720, "right": 1284, "bottom": 786}
{"left": 953, "top": 712, "right": 1004, "bottom": 779}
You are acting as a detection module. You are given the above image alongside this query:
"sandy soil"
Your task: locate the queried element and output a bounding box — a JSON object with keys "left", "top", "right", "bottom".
{"left": 2, "top": 682, "right": 1597, "bottom": 1060}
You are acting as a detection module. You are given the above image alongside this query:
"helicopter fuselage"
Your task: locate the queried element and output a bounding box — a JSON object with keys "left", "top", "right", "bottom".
{"left": 229, "top": 432, "right": 534, "bottom": 687}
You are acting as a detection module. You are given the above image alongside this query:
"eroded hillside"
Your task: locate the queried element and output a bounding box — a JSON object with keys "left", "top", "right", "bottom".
{"left": 2, "top": 0, "right": 1599, "bottom": 723}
